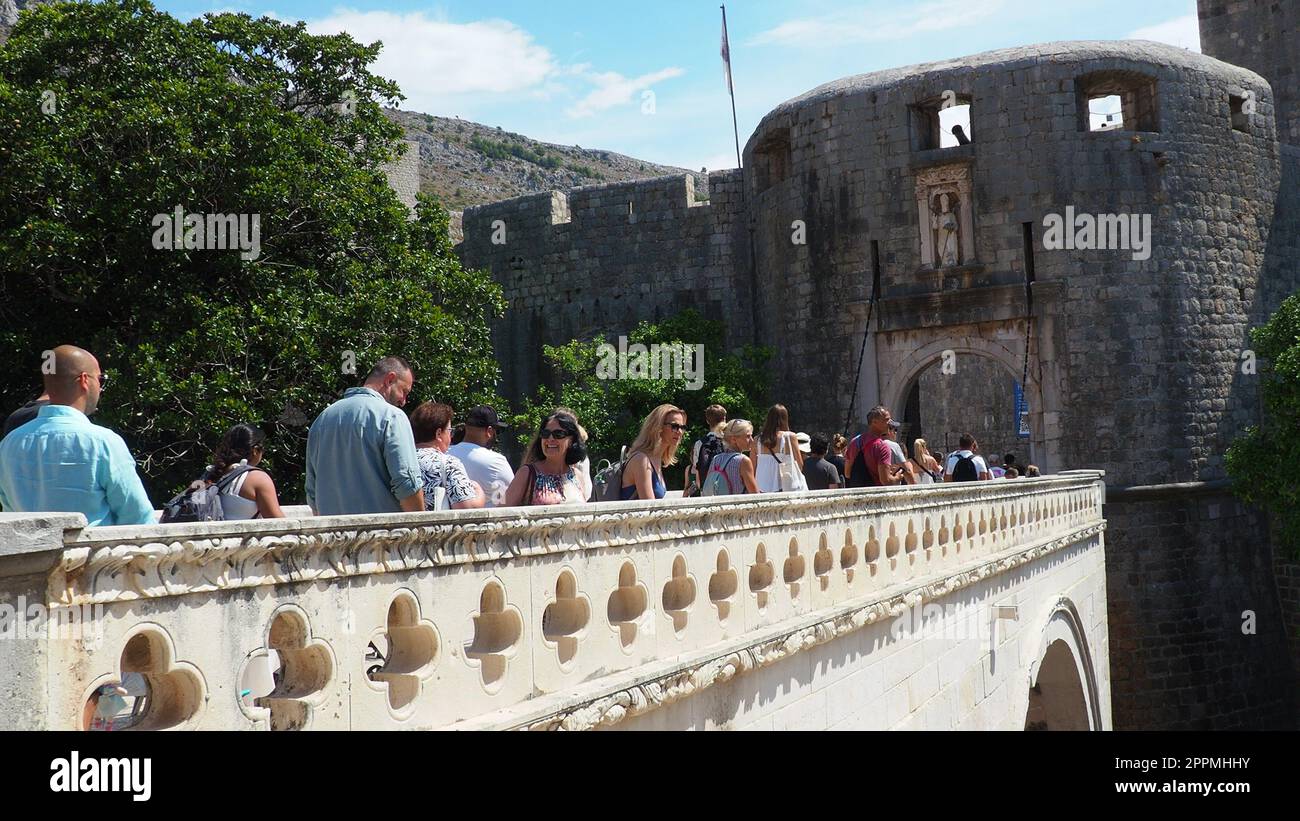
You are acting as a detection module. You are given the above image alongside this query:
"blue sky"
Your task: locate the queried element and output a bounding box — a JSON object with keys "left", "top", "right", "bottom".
{"left": 153, "top": 0, "right": 1202, "bottom": 171}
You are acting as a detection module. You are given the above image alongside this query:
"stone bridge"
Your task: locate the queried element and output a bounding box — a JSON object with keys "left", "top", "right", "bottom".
{"left": 0, "top": 472, "right": 1108, "bottom": 731}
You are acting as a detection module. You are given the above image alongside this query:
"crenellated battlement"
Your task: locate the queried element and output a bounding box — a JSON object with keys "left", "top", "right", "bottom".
{"left": 461, "top": 171, "right": 744, "bottom": 253}
{"left": 458, "top": 168, "right": 751, "bottom": 407}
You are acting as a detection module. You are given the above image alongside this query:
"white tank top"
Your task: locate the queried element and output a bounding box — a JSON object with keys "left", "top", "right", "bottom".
{"left": 217, "top": 462, "right": 260, "bottom": 520}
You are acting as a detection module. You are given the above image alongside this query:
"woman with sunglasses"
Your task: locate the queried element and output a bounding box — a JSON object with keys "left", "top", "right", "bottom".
{"left": 620, "top": 404, "right": 687, "bottom": 501}
{"left": 503, "top": 410, "right": 588, "bottom": 506}
{"left": 519, "top": 406, "right": 593, "bottom": 501}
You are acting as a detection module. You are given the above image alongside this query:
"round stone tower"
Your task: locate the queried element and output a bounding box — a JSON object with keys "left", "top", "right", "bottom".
{"left": 743, "top": 41, "right": 1296, "bottom": 728}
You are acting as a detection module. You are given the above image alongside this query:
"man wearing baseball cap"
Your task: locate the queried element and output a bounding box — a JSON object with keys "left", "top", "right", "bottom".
{"left": 448, "top": 405, "right": 515, "bottom": 507}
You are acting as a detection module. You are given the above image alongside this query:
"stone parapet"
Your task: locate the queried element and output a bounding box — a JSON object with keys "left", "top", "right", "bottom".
{"left": 0, "top": 473, "right": 1106, "bottom": 730}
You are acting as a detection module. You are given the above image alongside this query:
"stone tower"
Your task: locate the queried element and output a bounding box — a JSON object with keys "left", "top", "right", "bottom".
{"left": 1199, "top": 0, "right": 1300, "bottom": 146}
{"left": 461, "top": 40, "right": 1300, "bottom": 729}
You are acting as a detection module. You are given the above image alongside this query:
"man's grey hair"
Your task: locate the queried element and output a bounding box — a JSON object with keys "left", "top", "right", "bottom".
{"left": 366, "top": 356, "right": 412, "bottom": 382}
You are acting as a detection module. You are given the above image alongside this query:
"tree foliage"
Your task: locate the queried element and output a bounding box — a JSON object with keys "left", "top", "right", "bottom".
{"left": 0, "top": 0, "right": 504, "bottom": 503}
{"left": 1226, "top": 292, "right": 1300, "bottom": 557}
{"left": 512, "top": 310, "right": 771, "bottom": 487}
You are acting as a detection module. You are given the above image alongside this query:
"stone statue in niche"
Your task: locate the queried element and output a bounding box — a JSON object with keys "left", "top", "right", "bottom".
{"left": 932, "top": 192, "right": 961, "bottom": 268}
{"left": 915, "top": 162, "right": 975, "bottom": 270}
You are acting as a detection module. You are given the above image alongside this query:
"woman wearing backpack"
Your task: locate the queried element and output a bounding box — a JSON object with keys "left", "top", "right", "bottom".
{"left": 620, "top": 404, "right": 686, "bottom": 500}
{"left": 206, "top": 424, "right": 284, "bottom": 519}
{"left": 684, "top": 403, "right": 727, "bottom": 497}
{"left": 701, "top": 419, "right": 759, "bottom": 496}
{"left": 908, "top": 438, "right": 944, "bottom": 485}
{"left": 752, "top": 404, "right": 805, "bottom": 493}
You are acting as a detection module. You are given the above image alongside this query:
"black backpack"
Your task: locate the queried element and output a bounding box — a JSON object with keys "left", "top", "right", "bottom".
{"left": 952, "top": 454, "right": 979, "bottom": 482}
{"left": 160, "top": 465, "right": 261, "bottom": 523}
{"left": 691, "top": 433, "right": 726, "bottom": 493}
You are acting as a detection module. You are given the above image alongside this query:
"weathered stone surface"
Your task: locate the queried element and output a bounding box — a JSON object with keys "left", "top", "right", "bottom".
{"left": 0, "top": 474, "right": 1109, "bottom": 730}
{"left": 459, "top": 36, "right": 1300, "bottom": 730}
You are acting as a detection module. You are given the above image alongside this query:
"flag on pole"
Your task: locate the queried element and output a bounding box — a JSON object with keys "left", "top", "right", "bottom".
{"left": 720, "top": 12, "right": 734, "bottom": 95}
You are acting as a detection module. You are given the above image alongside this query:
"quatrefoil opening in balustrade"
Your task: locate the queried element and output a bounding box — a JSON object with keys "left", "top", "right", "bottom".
{"left": 367, "top": 592, "right": 440, "bottom": 714}
{"left": 783, "top": 538, "right": 805, "bottom": 599}
{"left": 749, "top": 543, "right": 774, "bottom": 610}
{"left": 814, "top": 533, "right": 833, "bottom": 591}
{"left": 865, "top": 527, "right": 880, "bottom": 576}
{"left": 607, "top": 561, "right": 649, "bottom": 650}
{"left": 709, "top": 549, "right": 738, "bottom": 624}
{"left": 840, "top": 530, "right": 859, "bottom": 585}
{"left": 84, "top": 627, "right": 202, "bottom": 731}
{"left": 542, "top": 569, "right": 591, "bottom": 669}
{"left": 885, "top": 523, "right": 901, "bottom": 561}
{"left": 244, "top": 609, "right": 334, "bottom": 731}
{"left": 661, "top": 554, "right": 697, "bottom": 635}
{"left": 465, "top": 580, "right": 524, "bottom": 692}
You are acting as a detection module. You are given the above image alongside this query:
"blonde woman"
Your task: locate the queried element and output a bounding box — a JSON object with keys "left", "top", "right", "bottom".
{"left": 620, "top": 404, "right": 686, "bottom": 500}
{"left": 909, "top": 438, "right": 944, "bottom": 485}
{"left": 699, "top": 419, "right": 759, "bottom": 495}
{"left": 752, "top": 404, "right": 804, "bottom": 493}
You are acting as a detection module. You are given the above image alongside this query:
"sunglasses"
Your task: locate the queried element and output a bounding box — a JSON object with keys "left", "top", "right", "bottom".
{"left": 663, "top": 422, "right": 687, "bottom": 432}
{"left": 541, "top": 428, "right": 572, "bottom": 440}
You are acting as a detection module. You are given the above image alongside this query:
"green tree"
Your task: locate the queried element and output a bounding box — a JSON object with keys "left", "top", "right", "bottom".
{"left": 513, "top": 310, "right": 771, "bottom": 487}
{"left": 1226, "top": 293, "right": 1300, "bottom": 557}
{"left": 0, "top": 0, "right": 504, "bottom": 504}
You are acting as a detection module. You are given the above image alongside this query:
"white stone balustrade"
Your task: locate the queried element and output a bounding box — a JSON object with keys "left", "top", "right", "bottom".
{"left": 0, "top": 472, "right": 1106, "bottom": 730}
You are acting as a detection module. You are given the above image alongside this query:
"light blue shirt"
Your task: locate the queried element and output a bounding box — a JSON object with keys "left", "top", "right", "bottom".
{"left": 305, "top": 387, "right": 423, "bottom": 515}
{"left": 0, "top": 405, "right": 155, "bottom": 526}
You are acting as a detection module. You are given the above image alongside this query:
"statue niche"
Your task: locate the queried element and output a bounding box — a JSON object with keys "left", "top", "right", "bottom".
{"left": 916, "top": 163, "right": 975, "bottom": 269}
{"left": 931, "top": 192, "right": 961, "bottom": 267}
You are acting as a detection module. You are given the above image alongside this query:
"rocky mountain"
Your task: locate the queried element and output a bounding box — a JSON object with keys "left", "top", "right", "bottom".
{"left": 0, "top": 0, "right": 50, "bottom": 43}
{"left": 385, "top": 109, "right": 708, "bottom": 240}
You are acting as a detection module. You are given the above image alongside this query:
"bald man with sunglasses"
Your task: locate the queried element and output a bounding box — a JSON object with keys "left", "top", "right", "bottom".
{"left": 0, "top": 345, "right": 154, "bottom": 525}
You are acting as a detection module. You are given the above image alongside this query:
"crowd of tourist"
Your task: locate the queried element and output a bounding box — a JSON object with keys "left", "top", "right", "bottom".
{"left": 0, "top": 347, "right": 1041, "bottom": 526}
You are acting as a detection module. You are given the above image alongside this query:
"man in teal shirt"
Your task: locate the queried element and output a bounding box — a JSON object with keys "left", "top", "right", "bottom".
{"left": 0, "top": 346, "right": 155, "bottom": 526}
{"left": 306, "top": 356, "right": 425, "bottom": 516}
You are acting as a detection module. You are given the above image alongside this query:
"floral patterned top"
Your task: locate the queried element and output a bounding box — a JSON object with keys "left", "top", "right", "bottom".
{"left": 416, "top": 448, "right": 479, "bottom": 510}
{"left": 525, "top": 464, "right": 586, "bottom": 506}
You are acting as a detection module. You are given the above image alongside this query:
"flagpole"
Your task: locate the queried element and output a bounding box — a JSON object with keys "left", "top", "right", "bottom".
{"left": 721, "top": 4, "right": 742, "bottom": 169}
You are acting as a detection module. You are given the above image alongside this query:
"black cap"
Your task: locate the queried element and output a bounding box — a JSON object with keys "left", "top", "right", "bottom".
{"left": 888, "top": 419, "right": 901, "bottom": 430}
{"left": 465, "top": 405, "right": 509, "bottom": 429}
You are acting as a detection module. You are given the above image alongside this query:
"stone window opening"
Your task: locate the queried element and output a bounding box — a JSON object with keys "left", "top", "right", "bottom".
{"left": 752, "top": 128, "right": 792, "bottom": 194}
{"left": 1088, "top": 95, "right": 1124, "bottom": 131}
{"left": 1230, "top": 93, "right": 1251, "bottom": 133}
{"left": 940, "top": 104, "right": 972, "bottom": 147}
{"left": 911, "top": 94, "right": 973, "bottom": 151}
{"left": 1076, "top": 71, "right": 1159, "bottom": 133}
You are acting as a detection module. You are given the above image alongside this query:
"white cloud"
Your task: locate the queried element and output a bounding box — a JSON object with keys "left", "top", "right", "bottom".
{"left": 305, "top": 10, "right": 559, "bottom": 100}
{"left": 751, "top": 0, "right": 1007, "bottom": 47}
{"left": 566, "top": 67, "right": 686, "bottom": 119}
{"left": 1127, "top": 12, "right": 1201, "bottom": 52}
{"left": 302, "top": 9, "right": 683, "bottom": 122}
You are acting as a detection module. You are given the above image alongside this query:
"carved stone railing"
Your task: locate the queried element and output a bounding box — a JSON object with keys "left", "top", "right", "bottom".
{"left": 0, "top": 471, "right": 1105, "bottom": 730}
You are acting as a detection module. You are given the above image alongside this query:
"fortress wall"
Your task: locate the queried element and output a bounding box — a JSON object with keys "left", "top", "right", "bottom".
{"left": 1199, "top": 0, "right": 1300, "bottom": 147}
{"left": 744, "top": 42, "right": 1295, "bottom": 729}
{"left": 745, "top": 44, "right": 1279, "bottom": 490}
{"left": 458, "top": 172, "right": 749, "bottom": 409}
